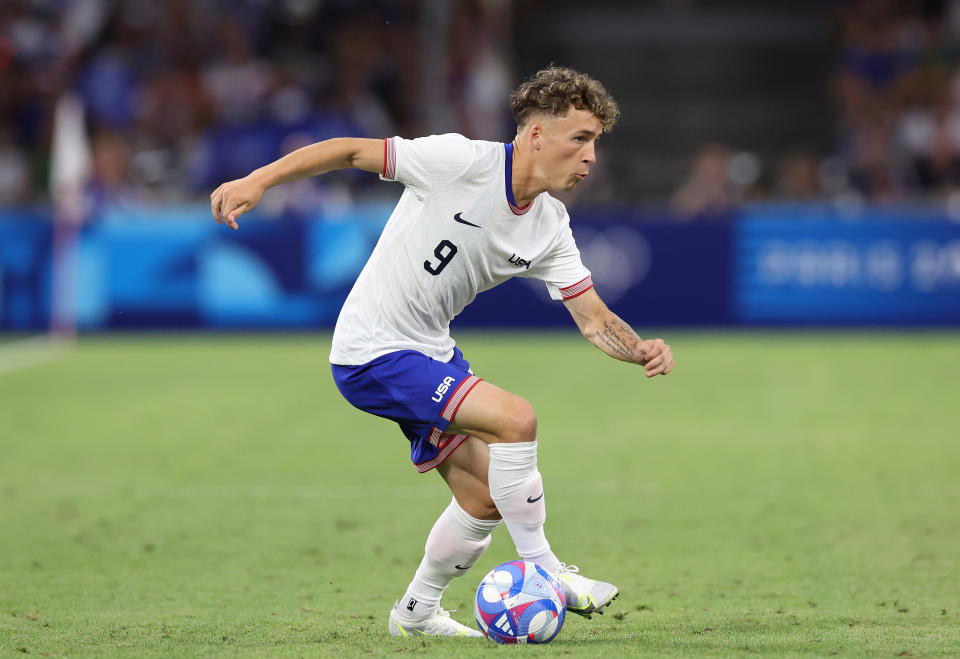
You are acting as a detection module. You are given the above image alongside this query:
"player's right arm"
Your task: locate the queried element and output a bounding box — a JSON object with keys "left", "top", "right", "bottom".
{"left": 564, "top": 287, "right": 675, "bottom": 378}
{"left": 210, "top": 137, "right": 384, "bottom": 230}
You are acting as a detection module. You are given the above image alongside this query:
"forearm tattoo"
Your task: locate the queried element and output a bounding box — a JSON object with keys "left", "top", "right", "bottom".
{"left": 596, "top": 316, "right": 642, "bottom": 363}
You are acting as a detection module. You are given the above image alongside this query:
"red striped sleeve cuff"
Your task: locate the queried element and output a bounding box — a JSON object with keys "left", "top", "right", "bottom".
{"left": 383, "top": 137, "right": 396, "bottom": 180}
{"left": 559, "top": 275, "right": 594, "bottom": 300}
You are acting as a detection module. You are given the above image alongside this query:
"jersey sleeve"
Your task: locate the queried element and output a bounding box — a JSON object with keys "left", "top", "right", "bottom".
{"left": 525, "top": 218, "right": 594, "bottom": 301}
{"left": 380, "top": 134, "right": 478, "bottom": 197}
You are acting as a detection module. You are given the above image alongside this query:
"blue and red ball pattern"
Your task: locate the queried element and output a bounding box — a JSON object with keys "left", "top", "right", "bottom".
{"left": 474, "top": 560, "right": 566, "bottom": 644}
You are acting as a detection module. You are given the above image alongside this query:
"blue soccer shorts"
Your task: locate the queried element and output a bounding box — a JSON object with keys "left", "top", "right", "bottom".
{"left": 330, "top": 348, "right": 483, "bottom": 473}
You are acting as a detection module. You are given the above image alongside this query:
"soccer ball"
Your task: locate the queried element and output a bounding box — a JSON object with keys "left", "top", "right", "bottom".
{"left": 474, "top": 560, "right": 566, "bottom": 644}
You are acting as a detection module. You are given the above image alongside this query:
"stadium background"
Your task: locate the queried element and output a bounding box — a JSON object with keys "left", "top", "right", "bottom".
{"left": 2, "top": 2, "right": 959, "bottom": 656}
{"left": 1, "top": 0, "right": 959, "bottom": 331}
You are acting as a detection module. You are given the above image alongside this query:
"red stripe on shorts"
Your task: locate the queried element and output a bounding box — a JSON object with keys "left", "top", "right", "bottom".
{"left": 416, "top": 432, "right": 470, "bottom": 473}
{"left": 441, "top": 374, "right": 481, "bottom": 422}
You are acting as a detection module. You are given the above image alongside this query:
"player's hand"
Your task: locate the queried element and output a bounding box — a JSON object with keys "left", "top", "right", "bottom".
{"left": 638, "top": 338, "right": 674, "bottom": 378}
{"left": 210, "top": 175, "right": 266, "bottom": 230}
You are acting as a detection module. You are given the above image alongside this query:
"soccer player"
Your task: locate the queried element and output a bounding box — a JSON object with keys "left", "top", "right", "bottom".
{"left": 210, "top": 66, "right": 675, "bottom": 638}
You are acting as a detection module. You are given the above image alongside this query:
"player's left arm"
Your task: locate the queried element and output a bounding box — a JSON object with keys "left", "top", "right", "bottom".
{"left": 563, "top": 287, "right": 675, "bottom": 378}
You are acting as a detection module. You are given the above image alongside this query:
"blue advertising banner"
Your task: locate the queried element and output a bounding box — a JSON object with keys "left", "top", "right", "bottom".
{"left": 0, "top": 205, "right": 733, "bottom": 331}
{"left": 0, "top": 204, "right": 395, "bottom": 331}
{"left": 456, "top": 220, "right": 731, "bottom": 328}
{"left": 2, "top": 203, "right": 960, "bottom": 330}
{"left": 0, "top": 212, "right": 52, "bottom": 331}
{"left": 735, "top": 212, "right": 960, "bottom": 325}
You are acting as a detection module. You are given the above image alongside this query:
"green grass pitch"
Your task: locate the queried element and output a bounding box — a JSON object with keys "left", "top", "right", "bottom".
{"left": 1, "top": 331, "right": 958, "bottom": 656}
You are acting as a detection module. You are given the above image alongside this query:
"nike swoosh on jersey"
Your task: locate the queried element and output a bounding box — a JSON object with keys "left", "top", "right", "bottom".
{"left": 526, "top": 492, "right": 544, "bottom": 503}
{"left": 453, "top": 212, "right": 481, "bottom": 228}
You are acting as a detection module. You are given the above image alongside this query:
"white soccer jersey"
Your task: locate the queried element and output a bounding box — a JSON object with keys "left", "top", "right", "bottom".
{"left": 329, "top": 134, "right": 593, "bottom": 365}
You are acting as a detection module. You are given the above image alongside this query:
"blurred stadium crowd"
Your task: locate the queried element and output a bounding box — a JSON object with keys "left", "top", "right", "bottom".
{"left": 0, "top": 0, "right": 513, "bottom": 213}
{"left": 5, "top": 0, "right": 960, "bottom": 216}
{"left": 834, "top": 0, "right": 960, "bottom": 200}
{"left": 673, "top": 0, "right": 960, "bottom": 216}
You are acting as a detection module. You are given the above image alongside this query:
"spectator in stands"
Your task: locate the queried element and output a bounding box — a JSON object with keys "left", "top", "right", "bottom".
{"left": 447, "top": 0, "right": 513, "bottom": 140}
{"left": 833, "top": 0, "right": 914, "bottom": 132}
{"left": 134, "top": 50, "right": 215, "bottom": 199}
{"left": 0, "top": 126, "right": 29, "bottom": 203}
{"left": 774, "top": 151, "right": 824, "bottom": 199}
{"left": 75, "top": 14, "right": 142, "bottom": 132}
{"left": 670, "top": 143, "right": 740, "bottom": 217}
{"left": 86, "top": 130, "right": 139, "bottom": 207}
{"left": 202, "top": 20, "right": 275, "bottom": 127}
{"left": 894, "top": 82, "right": 960, "bottom": 193}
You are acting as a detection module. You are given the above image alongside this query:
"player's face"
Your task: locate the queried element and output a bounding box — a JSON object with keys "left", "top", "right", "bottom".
{"left": 539, "top": 108, "right": 604, "bottom": 191}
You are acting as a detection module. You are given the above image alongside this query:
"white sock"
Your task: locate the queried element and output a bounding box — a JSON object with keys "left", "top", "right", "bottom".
{"left": 488, "top": 440, "right": 561, "bottom": 576}
{"left": 399, "top": 497, "right": 500, "bottom": 620}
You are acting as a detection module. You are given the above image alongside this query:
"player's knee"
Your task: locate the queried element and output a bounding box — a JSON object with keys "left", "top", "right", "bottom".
{"left": 502, "top": 397, "right": 537, "bottom": 443}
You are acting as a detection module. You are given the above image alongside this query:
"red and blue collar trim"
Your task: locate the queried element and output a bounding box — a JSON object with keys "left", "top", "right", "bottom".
{"left": 504, "top": 142, "right": 532, "bottom": 216}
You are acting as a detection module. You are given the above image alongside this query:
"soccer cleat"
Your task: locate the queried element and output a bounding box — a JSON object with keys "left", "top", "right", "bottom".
{"left": 388, "top": 601, "right": 483, "bottom": 638}
{"left": 557, "top": 564, "right": 620, "bottom": 619}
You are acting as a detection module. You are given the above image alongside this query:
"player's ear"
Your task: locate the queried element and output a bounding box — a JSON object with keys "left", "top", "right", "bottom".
{"left": 529, "top": 123, "right": 542, "bottom": 150}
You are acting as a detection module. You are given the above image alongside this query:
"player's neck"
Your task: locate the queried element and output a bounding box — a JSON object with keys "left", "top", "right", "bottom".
{"left": 510, "top": 140, "right": 547, "bottom": 208}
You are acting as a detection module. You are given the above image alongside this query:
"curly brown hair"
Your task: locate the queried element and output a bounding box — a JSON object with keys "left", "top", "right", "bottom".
{"left": 510, "top": 66, "right": 620, "bottom": 132}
